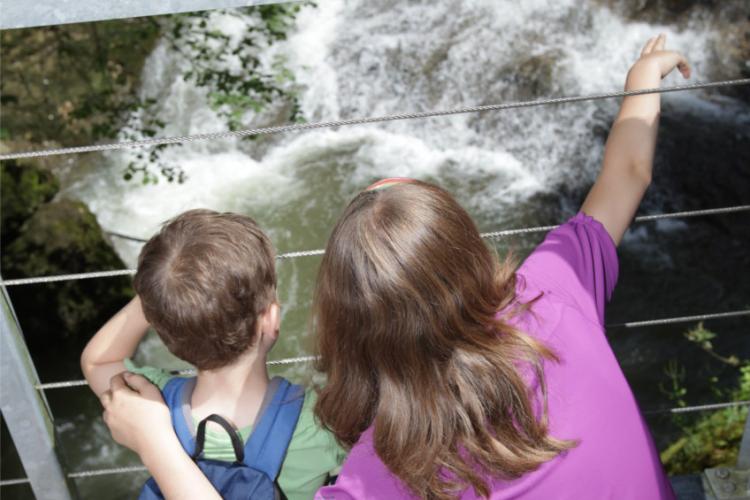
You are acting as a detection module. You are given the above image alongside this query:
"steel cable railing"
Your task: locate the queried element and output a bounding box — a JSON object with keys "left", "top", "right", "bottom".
{"left": 30, "top": 309, "right": 749, "bottom": 391}
{"left": 1, "top": 79, "right": 748, "bottom": 161}
{"left": 2, "top": 75, "right": 749, "bottom": 492}
{"left": 3, "top": 204, "right": 749, "bottom": 287}
{"left": 2, "top": 399, "right": 748, "bottom": 487}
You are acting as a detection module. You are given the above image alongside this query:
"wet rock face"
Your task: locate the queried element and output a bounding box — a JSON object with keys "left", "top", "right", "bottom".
{"left": 600, "top": 0, "right": 728, "bottom": 23}
{"left": 1, "top": 162, "right": 132, "bottom": 380}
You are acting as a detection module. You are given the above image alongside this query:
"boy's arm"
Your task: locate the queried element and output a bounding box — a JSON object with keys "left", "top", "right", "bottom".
{"left": 81, "top": 296, "right": 151, "bottom": 396}
{"left": 103, "top": 374, "right": 222, "bottom": 500}
{"left": 581, "top": 34, "right": 690, "bottom": 245}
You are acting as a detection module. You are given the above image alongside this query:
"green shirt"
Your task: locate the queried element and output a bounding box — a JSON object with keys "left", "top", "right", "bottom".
{"left": 124, "top": 360, "right": 346, "bottom": 500}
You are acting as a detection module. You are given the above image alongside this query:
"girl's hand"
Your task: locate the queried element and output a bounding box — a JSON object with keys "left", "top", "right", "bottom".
{"left": 102, "top": 373, "right": 223, "bottom": 499}
{"left": 627, "top": 34, "right": 690, "bottom": 90}
{"left": 101, "top": 373, "right": 175, "bottom": 463}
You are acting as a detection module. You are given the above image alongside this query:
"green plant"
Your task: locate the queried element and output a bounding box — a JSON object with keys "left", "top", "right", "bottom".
{"left": 660, "top": 323, "right": 749, "bottom": 474}
{"left": 123, "top": 3, "right": 310, "bottom": 184}
{"left": 0, "top": 4, "right": 309, "bottom": 185}
{"left": 0, "top": 19, "right": 161, "bottom": 145}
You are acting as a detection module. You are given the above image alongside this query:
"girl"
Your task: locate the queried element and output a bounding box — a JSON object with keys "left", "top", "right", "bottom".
{"left": 102, "top": 34, "right": 689, "bottom": 499}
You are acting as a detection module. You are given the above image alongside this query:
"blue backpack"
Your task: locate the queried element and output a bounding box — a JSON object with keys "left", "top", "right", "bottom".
{"left": 139, "top": 376, "right": 305, "bottom": 500}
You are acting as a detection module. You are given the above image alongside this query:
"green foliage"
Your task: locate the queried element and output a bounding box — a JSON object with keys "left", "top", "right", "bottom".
{"left": 684, "top": 322, "right": 740, "bottom": 366}
{"left": 0, "top": 19, "right": 161, "bottom": 145}
{"left": 660, "top": 323, "right": 749, "bottom": 474}
{"left": 124, "top": 3, "right": 309, "bottom": 183}
{"left": 0, "top": 5, "right": 308, "bottom": 184}
{"left": 168, "top": 7, "right": 296, "bottom": 128}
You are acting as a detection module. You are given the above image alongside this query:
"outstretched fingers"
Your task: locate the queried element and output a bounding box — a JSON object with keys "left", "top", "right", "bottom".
{"left": 676, "top": 56, "right": 691, "bottom": 78}
{"left": 641, "top": 36, "right": 658, "bottom": 56}
{"left": 653, "top": 33, "right": 666, "bottom": 52}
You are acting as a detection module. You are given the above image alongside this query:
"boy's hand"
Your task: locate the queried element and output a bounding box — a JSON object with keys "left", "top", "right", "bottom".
{"left": 101, "top": 373, "right": 173, "bottom": 462}
{"left": 81, "top": 296, "right": 151, "bottom": 397}
{"left": 627, "top": 34, "right": 690, "bottom": 90}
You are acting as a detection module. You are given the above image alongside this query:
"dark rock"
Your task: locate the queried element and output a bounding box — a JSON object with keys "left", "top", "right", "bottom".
{"left": 599, "top": 0, "right": 723, "bottom": 24}
{"left": 1, "top": 166, "right": 132, "bottom": 381}
{"left": 1, "top": 160, "right": 59, "bottom": 243}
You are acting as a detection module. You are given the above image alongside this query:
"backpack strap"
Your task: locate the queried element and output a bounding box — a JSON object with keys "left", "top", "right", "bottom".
{"left": 193, "top": 414, "right": 245, "bottom": 462}
{"left": 243, "top": 377, "right": 305, "bottom": 480}
{"left": 161, "top": 376, "right": 198, "bottom": 456}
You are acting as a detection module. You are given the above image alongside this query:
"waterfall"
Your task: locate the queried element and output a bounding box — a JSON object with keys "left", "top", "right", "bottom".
{"left": 66, "top": 0, "right": 726, "bottom": 266}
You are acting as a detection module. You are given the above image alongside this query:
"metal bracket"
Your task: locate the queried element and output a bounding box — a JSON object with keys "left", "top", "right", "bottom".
{"left": 703, "top": 467, "right": 750, "bottom": 500}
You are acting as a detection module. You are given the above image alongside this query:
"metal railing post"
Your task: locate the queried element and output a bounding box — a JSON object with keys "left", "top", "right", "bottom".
{"left": 0, "top": 281, "right": 75, "bottom": 499}
{"left": 738, "top": 409, "right": 750, "bottom": 469}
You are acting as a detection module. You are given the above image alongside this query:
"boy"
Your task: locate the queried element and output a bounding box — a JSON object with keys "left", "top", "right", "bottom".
{"left": 81, "top": 209, "right": 344, "bottom": 499}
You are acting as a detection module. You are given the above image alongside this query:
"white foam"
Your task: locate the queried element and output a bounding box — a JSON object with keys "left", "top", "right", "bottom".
{"left": 68, "top": 0, "right": 726, "bottom": 266}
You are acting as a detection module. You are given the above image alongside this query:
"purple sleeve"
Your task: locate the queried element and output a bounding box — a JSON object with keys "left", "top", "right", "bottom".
{"left": 518, "top": 213, "right": 618, "bottom": 325}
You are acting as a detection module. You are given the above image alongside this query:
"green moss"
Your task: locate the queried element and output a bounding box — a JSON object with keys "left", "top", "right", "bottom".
{"left": 661, "top": 330, "right": 750, "bottom": 474}
{"left": 4, "top": 200, "right": 125, "bottom": 280}
{"left": 1, "top": 161, "right": 60, "bottom": 242}
{"left": 0, "top": 18, "right": 161, "bottom": 145}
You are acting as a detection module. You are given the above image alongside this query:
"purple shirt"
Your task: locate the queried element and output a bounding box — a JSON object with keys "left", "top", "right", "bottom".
{"left": 316, "top": 213, "right": 674, "bottom": 500}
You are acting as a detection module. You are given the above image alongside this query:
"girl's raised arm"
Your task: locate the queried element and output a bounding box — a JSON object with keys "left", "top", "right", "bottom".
{"left": 581, "top": 34, "right": 690, "bottom": 245}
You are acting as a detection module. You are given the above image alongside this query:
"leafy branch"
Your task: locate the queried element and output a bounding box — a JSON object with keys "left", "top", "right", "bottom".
{"left": 124, "top": 3, "right": 308, "bottom": 184}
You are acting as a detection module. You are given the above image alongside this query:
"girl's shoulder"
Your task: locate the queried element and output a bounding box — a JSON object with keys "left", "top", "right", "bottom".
{"left": 516, "top": 212, "right": 619, "bottom": 326}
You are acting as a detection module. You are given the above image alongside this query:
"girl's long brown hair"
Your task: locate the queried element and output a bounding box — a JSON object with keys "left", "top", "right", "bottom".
{"left": 313, "top": 180, "right": 573, "bottom": 499}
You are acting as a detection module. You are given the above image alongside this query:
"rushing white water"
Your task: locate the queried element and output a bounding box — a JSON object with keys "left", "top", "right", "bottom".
{"left": 57, "top": 2, "right": 746, "bottom": 494}
{"left": 62, "top": 0, "right": 734, "bottom": 402}
{"left": 66, "top": 0, "right": 721, "bottom": 266}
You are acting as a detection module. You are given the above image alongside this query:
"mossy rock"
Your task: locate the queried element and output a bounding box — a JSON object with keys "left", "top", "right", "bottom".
{"left": 2, "top": 198, "right": 132, "bottom": 380}
{"left": 512, "top": 52, "right": 562, "bottom": 100}
{"left": 1, "top": 161, "right": 59, "bottom": 243}
{"left": 3, "top": 199, "right": 125, "bottom": 280}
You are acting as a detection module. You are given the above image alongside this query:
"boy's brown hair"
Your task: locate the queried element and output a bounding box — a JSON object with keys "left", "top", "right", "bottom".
{"left": 134, "top": 209, "right": 276, "bottom": 370}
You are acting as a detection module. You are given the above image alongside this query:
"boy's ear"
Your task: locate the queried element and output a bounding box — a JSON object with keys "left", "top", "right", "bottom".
{"left": 259, "top": 302, "right": 281, "bottom": 342}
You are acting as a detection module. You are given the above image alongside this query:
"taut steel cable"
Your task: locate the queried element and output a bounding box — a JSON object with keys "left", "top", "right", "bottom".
{"left": 1, "top": 79, "right": 748, "bottom": 161}
{"left": 3, "top": 204, "right": 749, "bottom": 287}
{"left": 2, "top": 400, "right": 748, "bottom": 487}
{"left": 33, "top": 308, "right": 749, "bottom": 391}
